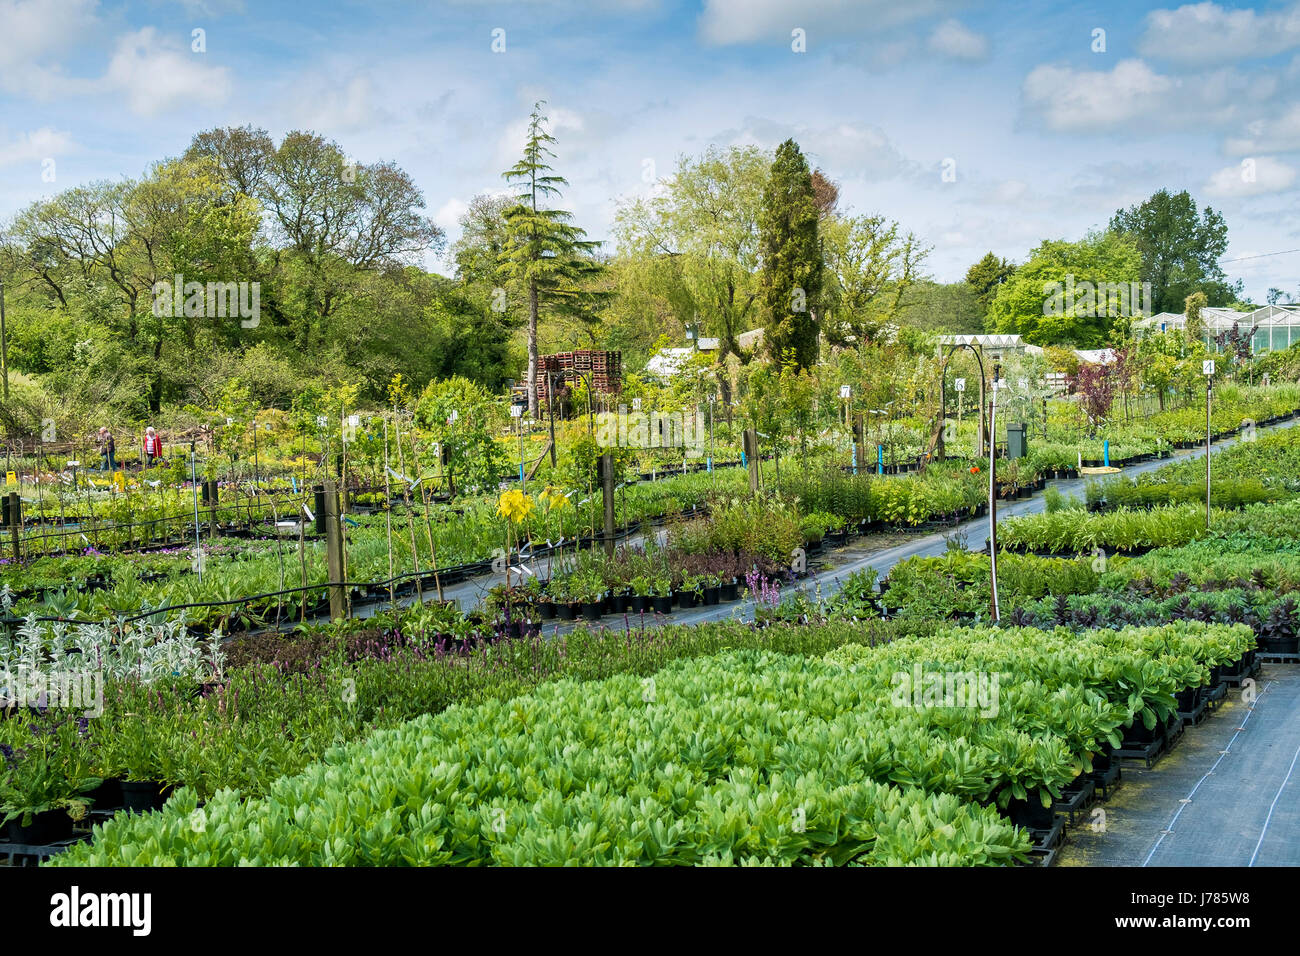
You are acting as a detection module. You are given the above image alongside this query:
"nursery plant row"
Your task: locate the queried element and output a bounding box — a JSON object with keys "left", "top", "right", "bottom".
{"left": 30, "top": 619, "right": 1250, "bottom": 866}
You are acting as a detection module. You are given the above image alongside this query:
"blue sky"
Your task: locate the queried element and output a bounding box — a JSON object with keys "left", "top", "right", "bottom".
{"left": 2, "top": 0, "right": 1300, "bottom": 301}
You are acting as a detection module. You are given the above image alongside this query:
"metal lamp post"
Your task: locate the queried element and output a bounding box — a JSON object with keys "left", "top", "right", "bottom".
{"left": 988, "top": 366, "right": 1003, "bottom": 622}
{"left": 937, "top": 343, "right": 988, "bottom": 460}
{"left": 1204, "top": 359, "right": 1215, "bottom": 528}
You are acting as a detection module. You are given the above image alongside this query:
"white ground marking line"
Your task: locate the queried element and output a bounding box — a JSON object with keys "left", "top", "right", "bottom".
{"left": 1248, "top": 730, "right": 1300, "bottom": 867}
{"left": 1141, "top": 679, "right": 1273, "bottom": 867}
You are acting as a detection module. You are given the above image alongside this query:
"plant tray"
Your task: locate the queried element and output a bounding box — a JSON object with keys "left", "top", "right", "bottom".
{"left": 1179, "top": 695, "right": 1210, "bottom": 727}
{"left": 1258, "top": 651, "right": 1300, "bottom": 664}
{"left": 1116, "top": 735, "right": 1165, "bottom": 769}
{"left": 1202, "top": 681, "right": 1228, "bottom": 711}
{"left": 1164, "top": 720, "right": 1185, "bottom": 755}
{"left": 1223, "top": 661, "right": 1261, "bottom": 686}
{"left": 0, "top": 832, "right": 88, "bottom": 865}
{"left": 1027, "top": 814, "right": 1065, "bottom": 852}
{"left": 1028, "top": 846, "right": 1058, "bottom": 868}
{"left": 1090, "top": 760, "right": 1122, "bottom": 800}
{"left": 1053, "top": 778, "right": 1096, "bottom": 826}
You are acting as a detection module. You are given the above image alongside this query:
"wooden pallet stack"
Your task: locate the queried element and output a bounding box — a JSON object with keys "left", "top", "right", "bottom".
{"left": 589, "top": 350, "right": 621, "bottom": 394}
{"left": 533, "top": 351, "right": 621, "bottom": 414}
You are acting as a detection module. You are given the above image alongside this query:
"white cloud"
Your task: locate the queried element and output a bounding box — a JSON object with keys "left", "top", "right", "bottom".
{"left": 433, "top": 197, "right": 469, "bottom": 234}
{"left": 1205, "top": 156, "right": 1297, "bottom": 197}
{"left": 1023, "top": 60, "right": 1174, "bottom": 130}
{"left": 1224, "top": 104, "right": 1300, "bottom": 155}
{"left": 711, "top": 115, "right": 915, "bottom": 181}
{"left": 288, "top": 74, "right": 390, "bottom": 134}
{"left": 0, "top": 0, "right": 101, "bottom": 97}
{"left": 928, "top": 19, "right": 988, "bottom": 61}
{"left": 1141, "top": 1, "right": 1300, "bottom": 64}
{"left": 103, "top": 27, "right": 231, "bottom": 116}
{"left": 1021, "top": 58, "right": 1266, "bottom": 132}
{"left": 697, "top": 0, "right": 954, "bottom": 45}
{"left": 0, "top": 128, "right": 75, "bottom": 167}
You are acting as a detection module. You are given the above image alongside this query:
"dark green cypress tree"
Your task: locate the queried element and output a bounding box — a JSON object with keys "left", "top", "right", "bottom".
{"left": 759, "top": 139, "right": 823, "bottom": 370}
{"left": 501, "top": 101, "right": 601, "bottom": 415}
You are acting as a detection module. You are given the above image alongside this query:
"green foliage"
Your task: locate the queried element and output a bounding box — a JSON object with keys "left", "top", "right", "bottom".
{"left": 414, "top": 376, "right": 507, "bottom": 491}
{"left": 54, "top": 619, "right": 1245, "bottom": 866}
{"left": 1109, "top": 189, "right": 1239, "bottom": 312}
{"left": 760, "top": 139, "right": 823, "bottom": 370}
{"left": 987, "top": 231, "right": 1143, "bottom": 346}
{"left": 965, "top": 252, "right": 1017, "bottom": 318}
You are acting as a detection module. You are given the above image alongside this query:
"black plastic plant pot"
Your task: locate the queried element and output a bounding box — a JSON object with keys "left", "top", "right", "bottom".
{"left": 1261, "top": 636, "right": 1299, "bottom": 654}
{"left": 5, "top": 810, "right": 74, "bottom": 846}
{"left": 121, "top": 780, "right": 170, "bottom": 813}
{"left": 1176, "top": 687, "right": 1199, "bottom": 711}
{"left": 581, "top": 602, "right": 603, "bottom": 621}
{"left": 1126, "top": 717, "right": 1163, "bottom": 745}
{"left": 702, "top": 586, "right": 720, "bottom": 606}
{"left": 86, "top": 778, "right": 123, "bottom": 812}
{"left": 720, "top": 582, "right": 739, "bottom": 602}
{"left": 538, "top": 601, "right": 557, "bottom": 620}
{"left": 556, "top": 602, "right": 578, "bottom": 621}
{"left": 1006, "top": 793, "right": 1055, "bottom": 830}
{"left": 677, "top": 590, "right": 699, "bottom": 609}
{"left": 653, "top": 595, "right": 673, "bottom": 615}
{"left": 631, "top": 595, "right": 651, "bottom": 613}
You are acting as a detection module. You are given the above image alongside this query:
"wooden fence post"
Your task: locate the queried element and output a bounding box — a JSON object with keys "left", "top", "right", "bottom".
{"left": 323, "top": 479, "right": 347, "bottom": 620}
{"left": 743, "top": 429, "right": 760, "bottom": 493}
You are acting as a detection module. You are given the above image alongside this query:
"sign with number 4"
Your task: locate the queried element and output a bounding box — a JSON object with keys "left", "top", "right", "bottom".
{"left": 1203, "top": 359, "right": 1216, "bottom": 376}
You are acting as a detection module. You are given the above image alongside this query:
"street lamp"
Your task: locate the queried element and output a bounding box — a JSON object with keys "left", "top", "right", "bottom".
{"left": 988, "top": 364, "right": 1004, "bottom": 622}
{"left": 0, "top": 277, "right": 9, "bottom": 401}
{"left": 1204, "top": 358, "right": 1215, "bottom": 528}
{"left": 937, "top": 343, "right": 988, "bottom": 460}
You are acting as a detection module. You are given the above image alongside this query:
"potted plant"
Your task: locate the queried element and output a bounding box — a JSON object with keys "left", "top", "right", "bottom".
{"left": 547, "top": 578, "right": 577, "bottom": 620}
{"left": 719, "top": 563, "right": 740, "bottom": 602}
{"left": 609, "top": 578, "right": 632, "bottom": 613}
{"left": 701, "top": 572, "right": 722, "bottom": 606}
{"left": 630, "top": 575, "right": 653, "bottom": 614}
{"left": 537, "top": 587, "right": 557, "bottom": 620}
{"left": 1258, "top": 597, "right": 1299, "bottom": 654}
{"left": 652, "top": 574, "right": 674, "bottom": 615}
{"left": 575, "top": 572, "right": 606, "bottom": 621}
{"left": 676, "top": 573, "right": 704, "bottom": 609}
{"left": 1, "top": 715, "right": 100, "bottom": 844}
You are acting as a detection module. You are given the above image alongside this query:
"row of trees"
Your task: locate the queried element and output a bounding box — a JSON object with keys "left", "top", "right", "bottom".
{"left": 964, "top": 189, "right": 1245, "bottom": 347}
{"left": 0, "top": 101, "right": 1257, "bottom": 438}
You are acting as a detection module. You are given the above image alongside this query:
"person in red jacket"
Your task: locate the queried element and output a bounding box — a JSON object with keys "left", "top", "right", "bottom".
{"left": 143, "top": 426, "right": 163, "bottom": 468}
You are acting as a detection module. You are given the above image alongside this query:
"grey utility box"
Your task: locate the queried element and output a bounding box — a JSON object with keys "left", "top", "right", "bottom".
{"left": 1006, "top": 422, "right": 1028, "bottom": 459}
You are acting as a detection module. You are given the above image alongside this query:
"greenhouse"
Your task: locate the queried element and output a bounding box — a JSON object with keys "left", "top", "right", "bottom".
{"left": 1134, "top": 305, "right": 1300, "bottom": 354}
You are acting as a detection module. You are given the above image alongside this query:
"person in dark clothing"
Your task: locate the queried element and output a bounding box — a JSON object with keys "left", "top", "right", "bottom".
{"left": 97, "top": 428, "right": 116, "bottom": 472}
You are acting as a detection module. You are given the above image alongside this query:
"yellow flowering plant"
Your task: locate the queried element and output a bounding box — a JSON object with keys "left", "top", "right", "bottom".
{"left": 496, "top": 489, "right": 535, "bottom": 524}
{"left": 496, "top": 489, "right": 535, "bottom": 590}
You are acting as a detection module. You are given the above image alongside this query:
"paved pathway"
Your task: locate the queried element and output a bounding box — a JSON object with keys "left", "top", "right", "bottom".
{"left": 1061, "top": 664, "right": 1300, "bottom": 866}
{"left": 433, "top": 417, "right": 1296, "bottom": 632}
